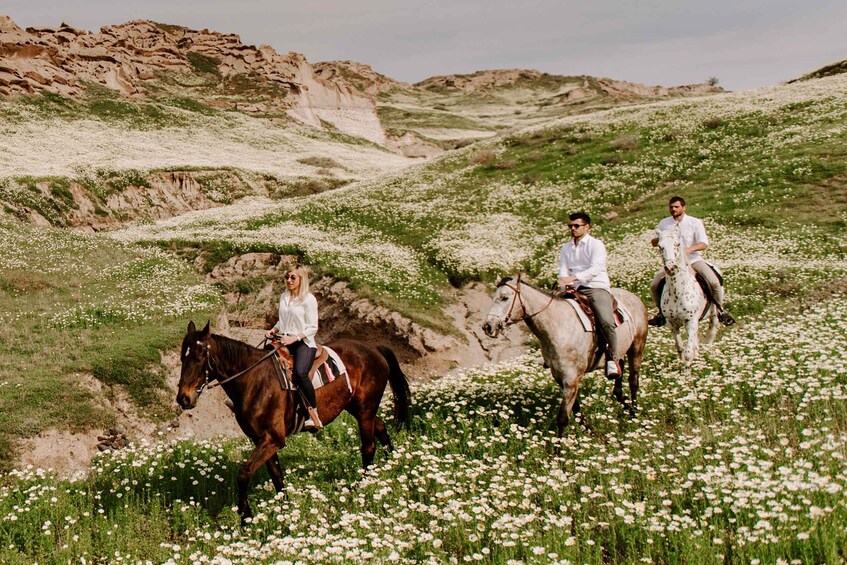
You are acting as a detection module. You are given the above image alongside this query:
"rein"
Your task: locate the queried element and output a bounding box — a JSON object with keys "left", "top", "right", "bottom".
{"left": 501, "top": 276, "right": 556, "bottom": 326}
{"left": 196, "top": 341, "right": 279, "bottom": 396}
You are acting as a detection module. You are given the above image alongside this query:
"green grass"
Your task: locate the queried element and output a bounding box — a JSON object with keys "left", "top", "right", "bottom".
{"left": 377, "top": 105, "right": 494, "bottom": 132}
{"left": 1, "top": 68, "right": 847, "bottom": 564}
{"left": 0, "top": 293, "right": 844, "bottom": 562}
{"left": 0, "top": 222, "right": 218, "bottom": 469}
{"left": 186, "top": 51, "right": 222, "bottom": 77}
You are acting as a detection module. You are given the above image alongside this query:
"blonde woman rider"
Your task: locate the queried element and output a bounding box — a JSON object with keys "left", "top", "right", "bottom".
{"left": 265, "top": 264, "right": 323, "bottom": 428}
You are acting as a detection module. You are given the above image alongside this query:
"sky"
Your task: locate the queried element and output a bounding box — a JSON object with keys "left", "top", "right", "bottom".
{"left": 4, "top": 0, "right": 846, "bottom": 91}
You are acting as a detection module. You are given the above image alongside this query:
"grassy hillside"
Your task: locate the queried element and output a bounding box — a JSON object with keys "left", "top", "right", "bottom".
{"left": 0, "top": 221, "right": 219, "bottom": 467}
{"left": 377, "top": 72, "right": 720, "bottom": 146}
{"left": 0, "top": 90, "right": 409, "bottom": 225}
{"left": 114, "top": 74, "right": 847, "bottom": 325}
{"left": 790, "top": 59, "right": 847, "bottom": 82}
{"left": 0, "top": 71, "right": 845, "bottom": 563}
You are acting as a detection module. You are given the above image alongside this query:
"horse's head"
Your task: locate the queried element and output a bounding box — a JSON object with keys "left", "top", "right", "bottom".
{"left": 656, "top": 228, "right": 682, "bottom": 276}
{"left": 482, "top": 275, "right": 525, "bottom": 337}
{"left": 177, "top": 320, "right": 214, "bottom": 410}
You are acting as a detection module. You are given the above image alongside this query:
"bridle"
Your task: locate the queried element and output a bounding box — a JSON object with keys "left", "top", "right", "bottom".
{"left": 659, "top": 230, "right": 684, "bottom": 276}
{"left": 496, "top": 274, "right": 555, "bottom": 327}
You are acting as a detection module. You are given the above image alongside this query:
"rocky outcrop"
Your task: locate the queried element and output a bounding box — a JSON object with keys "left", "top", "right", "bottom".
{"left": 313, "top": 278, "right": 460, "bottom": 361}
{"left": 0, "top": 17, "right": 386, "bottom": 144}
{"left": 314, "top": 60, "right": 411, "bottom": 96}
{"left": 1, "top": 169, "right": 258, "bottom": 230}
{"left": 416, "top": 68, "right": 722, "bottom": 99}
{"left": 384, "top": 131, "right": 444, "bottom": 158}
{"left": 593, "top": 77, "right": 722, "bottom": 98}
{"left": 417, "top": 69, "right": 548, "bottom": 93}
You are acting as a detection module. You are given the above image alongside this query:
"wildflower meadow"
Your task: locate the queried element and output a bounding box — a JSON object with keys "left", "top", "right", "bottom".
{"left": 0, "top": 72, "right": 845, "bottom": 563}
{"left": 0, "top": 289, "right": 844, "bottom": 563}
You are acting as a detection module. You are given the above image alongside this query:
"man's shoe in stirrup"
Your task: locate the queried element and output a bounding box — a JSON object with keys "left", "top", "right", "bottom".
{"left": 648, "top": 313, "right": 666, "bottom": 327}
{"left": 605, "top": 360, "right": 621, "bottom": 380}
{"left": 305, "top": 407, "right": 323, "bottom": 429}
{"left": 718, "top": 310, "right": 736, "bottom": 327}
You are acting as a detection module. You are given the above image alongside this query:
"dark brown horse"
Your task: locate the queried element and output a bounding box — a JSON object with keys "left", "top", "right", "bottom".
{"left": 176, "top": 321, "right": 411, "bottom": 523}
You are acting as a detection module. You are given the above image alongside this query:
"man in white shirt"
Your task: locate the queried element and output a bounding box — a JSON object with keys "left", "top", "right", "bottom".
{"left": 558, "top": 212, "right": 620, "bottom": 378}
{"left": 649, "top": 196, "right": 735, "bottom": 327}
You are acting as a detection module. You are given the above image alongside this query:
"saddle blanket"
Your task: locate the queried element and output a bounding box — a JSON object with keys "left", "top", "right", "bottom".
{"left": 272, "top": 346, "right": 352, "bottom": 393}
{"left": 566, "top": 299, "right": 631, "bottom": 333}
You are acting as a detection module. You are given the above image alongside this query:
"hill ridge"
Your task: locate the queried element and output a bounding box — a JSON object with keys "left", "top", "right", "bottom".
{"left": 0, "top": 15, "right": 386, "bottom": 143}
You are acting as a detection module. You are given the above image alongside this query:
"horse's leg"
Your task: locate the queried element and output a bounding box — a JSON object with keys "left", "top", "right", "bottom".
{"left": 612, "top": 374, "right": 625, "bottom": 406}
{"left": 237, "top": 437, "right": 282, "bottom": 524}
{"left": 265, "top": 452, "right": 285, "bottom": 494}
{"left": 571, "top": 391, "right": 590, "bottom": 430}
{"left": 670, "top": 323, "right": 685, "bottom": 357}
{"left": 373, "top": 416, "right": 394, "bottom": 452}
{"left": 682, "top": 318, "right": 699, "bottom": 374}
{"left": 357, "top": 414, "right": 377, "bottom": 469}
{"left": 627, "top": 340, "right": 643, "bottom": 417}
{"left": 703, "top": 304, "right": 718, "bottom": 345}
{"left": 556, "top": 380, "right": 580, "bottom": 437}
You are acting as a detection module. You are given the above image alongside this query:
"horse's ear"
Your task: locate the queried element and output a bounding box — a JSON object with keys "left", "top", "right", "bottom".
{"left": 187, "top": 320, "right": 196, "bottom": 334}
{"left": 201, "top": 321, "right": 210, "bottom": 336}
{"left": 516, "top": 272, "right": 522, "bottom": 283}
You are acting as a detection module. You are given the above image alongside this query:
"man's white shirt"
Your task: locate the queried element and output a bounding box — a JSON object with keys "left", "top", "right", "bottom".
{"left": 657, "top": 214, "right": 708, "bottom": 265}
{"left": 558, "top": 234, "right": 611, "bottom": 290}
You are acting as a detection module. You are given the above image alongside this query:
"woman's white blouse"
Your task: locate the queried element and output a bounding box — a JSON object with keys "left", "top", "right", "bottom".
{"left": 273, "top": 292, "right": 319, "bottom": 347}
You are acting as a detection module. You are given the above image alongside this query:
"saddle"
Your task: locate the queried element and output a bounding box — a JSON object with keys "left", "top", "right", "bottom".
{"left": 657, "top": 262, "right": 724, "bottom": 312}
{"left": 269, "top": 341, "right": 345, "bottom": 390}
{"left": 560, "top": 288, "right": 623, "bottom": 329}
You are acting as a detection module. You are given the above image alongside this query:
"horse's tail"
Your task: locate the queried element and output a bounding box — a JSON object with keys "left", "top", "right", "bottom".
{"left": 378, "top": 346, "right": 411, "bottom": 427}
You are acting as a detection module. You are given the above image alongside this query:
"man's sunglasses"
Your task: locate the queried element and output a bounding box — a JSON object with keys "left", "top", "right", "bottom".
{"left": 567, "top": 223, "right": 587, "bottom": 229}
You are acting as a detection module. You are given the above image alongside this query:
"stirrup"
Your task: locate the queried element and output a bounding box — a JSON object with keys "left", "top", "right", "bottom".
{"left": 718, "top": 310, "right": 736, "bottom": 326}
{"left": 605, "top": 359, "right": 621, "bottom": 380}
{"left": 304, "top": 406, "right": 323, "bottom": 429}
{"left": 648, "top": 313, "right": 666, "bottom": 327}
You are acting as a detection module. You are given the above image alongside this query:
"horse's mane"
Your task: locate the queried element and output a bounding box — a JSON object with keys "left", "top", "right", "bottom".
{"left": 500, "top": 276, "right": 568, "bottom": 301}
{"left": 211, "top": 333, "right": 262, "bottom": 361}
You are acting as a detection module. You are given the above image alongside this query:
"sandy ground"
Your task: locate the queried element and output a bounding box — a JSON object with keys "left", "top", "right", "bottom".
{"left": 18, "top": 284, "right": 529, "bottom": 476}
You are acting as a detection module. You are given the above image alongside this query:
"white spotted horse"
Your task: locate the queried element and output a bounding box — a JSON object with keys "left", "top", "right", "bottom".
{"left": 655, "top": 227, "right": 719, "bottom": 374}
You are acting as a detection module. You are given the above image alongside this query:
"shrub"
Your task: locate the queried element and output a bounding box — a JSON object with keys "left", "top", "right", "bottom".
{"left": 470, "top": 149, "right": 497, "bottom": 166}
{"left": 298, "top": 157, "right": 343, "bottom": 169}
{"left": 703, "top": 117, "right": 725, "bottom": 129}
{"left": 610, "top": 134, "right": 640, "bottom": 151}
{"left": 187, "top": 51, "right": 222, "bottom": 77}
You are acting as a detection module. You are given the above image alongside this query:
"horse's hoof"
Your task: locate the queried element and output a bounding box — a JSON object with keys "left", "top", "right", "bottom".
{"left": 239, "top": 508, "right": 253, "bottom": 527}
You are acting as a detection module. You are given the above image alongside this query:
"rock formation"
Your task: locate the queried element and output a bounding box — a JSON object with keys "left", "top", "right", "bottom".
{"left": 0, "top": 16, "right": 385, "bottom": 144}
{"left": 416, "top": 68, "right": 722, "bottom": 100}
{"left": 314, "top": 60, "right": 411, "bottom": 96}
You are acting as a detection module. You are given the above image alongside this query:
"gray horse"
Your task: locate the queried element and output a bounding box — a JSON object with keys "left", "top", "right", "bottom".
{"left": 482, "top": 275, "right": 648, "bottom": 436}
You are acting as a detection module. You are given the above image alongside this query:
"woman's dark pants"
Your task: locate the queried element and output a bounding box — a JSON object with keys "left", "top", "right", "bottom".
{"left": 287, "top": 340, "right": 318, "bottom": 408}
